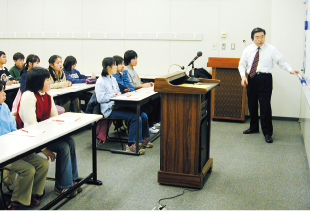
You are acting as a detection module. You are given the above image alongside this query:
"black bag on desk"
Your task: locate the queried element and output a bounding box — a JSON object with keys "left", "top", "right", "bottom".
{"left": 189, "top": 68, "right": 212, "bottom": 79}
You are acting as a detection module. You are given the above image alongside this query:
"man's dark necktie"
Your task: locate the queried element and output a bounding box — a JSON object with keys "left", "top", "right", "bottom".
{"left": 249, "top": 47, "right": 260, "bottom": 78}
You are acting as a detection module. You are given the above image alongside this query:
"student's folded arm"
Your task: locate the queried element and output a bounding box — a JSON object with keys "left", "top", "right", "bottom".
{"left": 19, "top": 92, "right": 38, "bottom": 127}
{"left": 50, "top": 82, "right": 66, "bottom": 89}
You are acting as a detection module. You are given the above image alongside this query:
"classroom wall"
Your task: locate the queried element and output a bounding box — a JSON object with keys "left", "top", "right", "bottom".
{"left": 0, "top": 0, "right": 305, "bottom": 118}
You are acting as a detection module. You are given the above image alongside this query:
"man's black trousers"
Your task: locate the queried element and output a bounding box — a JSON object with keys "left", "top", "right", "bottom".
{"left": 247, "top": 73, "right": 273, "bottom": 136}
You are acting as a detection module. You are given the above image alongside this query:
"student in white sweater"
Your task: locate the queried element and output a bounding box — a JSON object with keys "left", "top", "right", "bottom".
{"left": 16, "top": 67, "right": 82, "bottom": 198}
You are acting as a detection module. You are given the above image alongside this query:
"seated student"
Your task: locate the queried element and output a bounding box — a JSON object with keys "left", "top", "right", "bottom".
{"left": 112, "top": 55, "right": 134, "bottom": 94}
{"left": 16, "top": 67, "right": 82, "bottom": 198}
{"left": 63, "top": 55, "right": 96, "bottom": 83}
{"left": 0, "top": 51, "right": 19, "bottom": 110}
{"left": 124, "top": 50, "right": 161, "bottom": 132}
{"left": 63, "top": 55, "right": 95, "bottom": 111}
{"left": 96, "top": 57, "right": 152, "bottom": 154}
{"left": 9, "top": 52, "right": 25, "bottom": 81}
{"left": 48, "top": 55, "right": 80, "bottom": 112}
{"left": 0, "top": 80, "right": 48, "bottom": 210}
{"left": 20, "top": 54, "right": 40, "bottom": 93}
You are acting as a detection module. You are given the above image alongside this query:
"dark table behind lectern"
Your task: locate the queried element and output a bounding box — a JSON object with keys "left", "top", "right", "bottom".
{"left": 154, "top": 71, "right": 220, "bottom": 189}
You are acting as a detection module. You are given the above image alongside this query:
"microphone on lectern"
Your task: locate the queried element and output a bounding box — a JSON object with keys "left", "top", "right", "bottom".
{"left": 188, "top": 51, "right": 203, "bottom": 66}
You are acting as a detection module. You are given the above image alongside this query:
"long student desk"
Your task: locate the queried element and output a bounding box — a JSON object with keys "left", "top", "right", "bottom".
{"left": 110, "top": 87, "right": 160, "bottom": 155}
{"left": 0, "top": 112, "right": 103, "bottom": 210}
{"left": 49, "top": 83, "right": 95, "bottom": 97}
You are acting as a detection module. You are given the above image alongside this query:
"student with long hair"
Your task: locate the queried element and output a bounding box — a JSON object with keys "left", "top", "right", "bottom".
{"left": 16, "top": 67, "right": 82, "bottom": 198}
{"left": 48, "top": 55, "right": 80, "bottom": 112}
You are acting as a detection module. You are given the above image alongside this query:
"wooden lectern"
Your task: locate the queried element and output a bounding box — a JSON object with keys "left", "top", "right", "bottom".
{"left": 154, "top": 71, "right": 220, "bottom": 189}
{"left": 207, "top": 57, "right": 246, "bottom": 121}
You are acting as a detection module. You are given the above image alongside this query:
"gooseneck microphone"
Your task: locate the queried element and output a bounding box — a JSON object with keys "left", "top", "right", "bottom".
{"left": 188, "top": 51, "right": 202, "bottom": 66}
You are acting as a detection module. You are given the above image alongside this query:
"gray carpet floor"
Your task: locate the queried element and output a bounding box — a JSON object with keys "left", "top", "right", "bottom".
{"left": 3, "top": 119, "right": 310, "bottom": 210}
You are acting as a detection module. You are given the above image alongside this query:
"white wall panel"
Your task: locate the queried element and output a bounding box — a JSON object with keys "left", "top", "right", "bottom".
{"left": 271, "top": 0, "right": 305, "bottom": 117}
{"left": 124, "top": 0, "right": 170, "bottom": 33}
{"left": 83, "top": 0, "right": 125, "bottom": 33}
{"left": 43, "top": 0, "right": 83, "bottom": 32}
{"left": 7, "top": 0, "right": 44, "bottom": 33}
{"left": 0, "top": 0, "right": 8, "bottom": 32}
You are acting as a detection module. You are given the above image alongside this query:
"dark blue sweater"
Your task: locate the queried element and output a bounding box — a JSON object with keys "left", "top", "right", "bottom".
{"left": 112, "top": 70, "right": 135, "bottom": 94}
{"left": 63, "top": 68, "right": 88, "bottom": 83}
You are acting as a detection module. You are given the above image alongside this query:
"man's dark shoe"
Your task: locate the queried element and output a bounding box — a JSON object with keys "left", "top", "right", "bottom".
{"left": 243, "top": 128, "right": 259, "bottom": 134}
{"left": 265, "top": 135, "right": 273, "bottom": 143}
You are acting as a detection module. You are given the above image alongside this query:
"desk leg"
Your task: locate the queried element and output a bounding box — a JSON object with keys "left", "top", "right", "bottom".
{"left": 87, "top": 122, "right": 102, "bottom": 185}
{"left": 136, "top": 104, "right": 141, "bottom": 155}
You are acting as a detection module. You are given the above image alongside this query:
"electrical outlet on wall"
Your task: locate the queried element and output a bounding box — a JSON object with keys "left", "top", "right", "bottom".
{"left": 222, "top": 43, "right": 226, "bottom": 50}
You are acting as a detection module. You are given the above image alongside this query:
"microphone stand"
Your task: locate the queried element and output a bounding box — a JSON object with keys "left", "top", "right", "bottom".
{"left": 186, "top": 62, "right": 200, "bottom": 83}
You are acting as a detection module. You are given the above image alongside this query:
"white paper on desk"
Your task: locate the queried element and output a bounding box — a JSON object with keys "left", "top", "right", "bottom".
{"left": 9, "top": 129, "right": 45, "bottom": 137}
{"left": 47, "top": 116, "right": 81, "bottom": 123}
{"left": 10, "top": 83, "right": 20, "bottom": 86}
{"left": 67, "top": 86, "right": 80, "bottom": 89}
{"left": 114, "top": 95, "right": 139, "bottom": 99}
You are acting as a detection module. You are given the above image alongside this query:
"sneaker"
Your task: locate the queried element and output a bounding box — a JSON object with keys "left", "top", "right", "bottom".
{"left": 139, "top": 139, "right": 153, "bottom": 148}
{"left": 149, "top": 127, "right": 159, "bottom": 133}
{"left": 154, "top": 122, "right": 161, "bottom": 127}
{"left": 73, "top": 181, "right": 83, "bottom": 193}
{"left": 126, "top": 144, "right": 145, "bottom": 155}
{"left": 7, "top": 201, "right": 20, "bottom": 210}
{"left": 55, "top": 186, "right": 78, "bottom": 198}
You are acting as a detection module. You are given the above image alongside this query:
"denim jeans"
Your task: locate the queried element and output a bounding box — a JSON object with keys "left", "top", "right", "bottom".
{"left": 109, "top": 108, "right": 150, "bottom": 143}
{"left": 47, "top": 137, "right": 79, "bottom": 189}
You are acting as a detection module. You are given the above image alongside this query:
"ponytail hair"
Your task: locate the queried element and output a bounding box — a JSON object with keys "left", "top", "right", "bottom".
{"left": 48, "top": 55, "right": 62, "bottom": 81}
{"left": 21, "top": 54, "right": 40, "bottom": 76}
{"left": 101, "top": 57, "right": 115, "bottom": 77}
{"left": 63, "top": 56, "right": 77, "bottom": 72}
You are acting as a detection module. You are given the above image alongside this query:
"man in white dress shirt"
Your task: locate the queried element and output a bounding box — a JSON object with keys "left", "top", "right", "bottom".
{"left": 238, "top": 27, "right": 299, "bottom": 143}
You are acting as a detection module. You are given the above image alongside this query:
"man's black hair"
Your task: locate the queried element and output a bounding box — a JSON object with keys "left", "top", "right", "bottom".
{"left": 251, "top": 27, "right": 266, "bottom": 40}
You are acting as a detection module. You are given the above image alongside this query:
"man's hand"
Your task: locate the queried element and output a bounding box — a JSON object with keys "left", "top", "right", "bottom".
{"left": 124, "top": 88, "right": 130, "bottom": 92}
{"left": 12, "top": 80, "right": 19, "bottom": 84}
{"left": 42, "top": 149, "right": 56, "bottom": 162}
{"left": 290, "top": 70, "right": 299, "bottom": 75}
{"left": 241, "top": 76, "right": 248, "bottom": 87}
